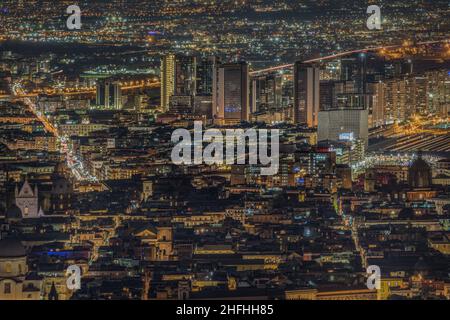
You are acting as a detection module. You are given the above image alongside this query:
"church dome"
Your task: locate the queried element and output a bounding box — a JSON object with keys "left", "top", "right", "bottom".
{"left": 5, "top": 204, "right": 22, "bottom": 220}
{"left": 410, "top": 157, "right": 431, "bottom": 172}
{"left": 408, "top": 154, "right": 432, "bottom": 188}
{"left": 0, "top": 238, "right": 26, "bottom": 258}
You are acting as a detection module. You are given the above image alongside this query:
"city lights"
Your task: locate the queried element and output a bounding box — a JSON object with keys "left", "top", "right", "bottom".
{"left": 0, "top": 0, "right": 448, "bottom": 310}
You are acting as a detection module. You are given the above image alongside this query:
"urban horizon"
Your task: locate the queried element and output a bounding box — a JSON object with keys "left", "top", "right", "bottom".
{"left": 0, "top": 0, "right": 449, "bottom": 311}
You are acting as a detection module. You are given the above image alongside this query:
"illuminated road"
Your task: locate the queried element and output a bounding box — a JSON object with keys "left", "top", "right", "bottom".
{"left": 9, "top": 81, "right": 160, "bottom": 99}
{"left": 9, "top": 78, "right": 160, "bottom": 181}
{"left": 11, "top": 83, "right": 97, "bottom": 182}
{"left": 12, "top": 83, "right": 58, "bottom": 135}
{"left": 249, "top": 39, "right": 449, "bottom": 76}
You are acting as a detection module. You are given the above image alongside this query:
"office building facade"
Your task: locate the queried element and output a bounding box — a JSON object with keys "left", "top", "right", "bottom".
{"left": 294, "top": 62, "right": 320, "bottom": 127}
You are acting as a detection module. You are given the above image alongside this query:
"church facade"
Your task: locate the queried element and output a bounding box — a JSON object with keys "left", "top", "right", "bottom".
{"left": 14, "top": 180, "right": 43, "bottom": 219}
{"left": 0, "top": 238, "right": 43, "bottom": 300}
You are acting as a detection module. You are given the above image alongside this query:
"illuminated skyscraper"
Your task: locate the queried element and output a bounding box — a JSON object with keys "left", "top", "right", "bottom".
{"left": 196, "top": 56, "right": 219, "bottom": 96}
{"left": 294, "top": 62, "right": 320, "bottom": 127}
{"left": 338, "top": 53, "right": 371, "bottom": 110}
{"left": 161, "top": 54, "right": 198, "bottom": 112}
{"left": 427, "top": 70, "right": 450, "bottom": 117}
{"left": 318, "top": 80, "right": 369, "bottom": 148}
{"left": 96, "top": 79, "right": 122, "bottom": 109}
{"left": 251, "top": 73, "right": 283, "bottom": 113}
{"left": 194, "top": 56, "right": 219, "bottom": 120}
{"left": 213, "top": 62, "right": 249, "bottom": 124}
{"left": 318, "top": 54, "right": 372, "bottom": 147}
{"left": 367, "top": 81, "right": 386, "bottom": 128}
{"left": 319, "top": 80, "right": 335, "bottom": 111}
{"left": 160, "top": 54, "right": 176, "bottom": 111}
{"left": 174, "top": 55, "right": 196, "bottom": 96}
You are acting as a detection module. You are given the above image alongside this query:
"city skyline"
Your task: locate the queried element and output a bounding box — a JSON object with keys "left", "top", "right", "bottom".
{"left": 0, "top": 0, "right": 449, "bottom": 307}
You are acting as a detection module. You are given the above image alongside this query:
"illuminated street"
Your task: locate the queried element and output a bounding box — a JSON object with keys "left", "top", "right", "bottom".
{"left": 0, "top": 0, "right": 449, "bottom": 306}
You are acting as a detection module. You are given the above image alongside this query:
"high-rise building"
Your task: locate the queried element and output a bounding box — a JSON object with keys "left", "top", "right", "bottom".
{"left": 160, "top": 54, "right": 176, "bottom": 111}
{"left": 194, "top": 56, "right": 219, "bottom": 120}
{"left": 383, "top": 76, "right": 425, "bottom": 123}
{"left": 317, "top": 54, "right": 375, "bottom": 146}
{"left": 426, "top": 70, "right": 449, "bottom": 117}
{"left": 340, "top": 54, "right": 368, "bottom": 93}
{"left": 339, "top": 53, "right": 371, "bottom": 110}
{"left": 318, "top": 108, "right": 369, "bottom": 148}
{"left": 367, "top": 81, "right": 386, "bottom": 128}
{"left": 161, "top": 54, "right": 218, "bottom": 117}
{"left": 213, "top": 62, "right": 249, "bottom": 124}
{"left": 293, "top": 62, "right": 320, "bottom": 127}
{"left": 193, "top": 95, "right": 213, "bottom": 120}
{"left": 161, "top": 54, "right": 209, "bottom": 108}
{"left": 251, "top": 73, "right": 283, "bottom": 113}
{"left": 96, "top": 80, "right": 106, "bottom": 107}
{"left": 378, "top": 70, "right": 449, "bottom": 124}
{"left": 174, "top": 55, "right": 196, "bottom": 96}
{"left": 333, "top": 80, "right": 371, "bottom": 110}
{"left": 169, "top": 95, "right": 193, "bottom": 115}
{"left": 96, "top": 79, "right": 122, "bottom": 109}
{"left": 196, "top": 56, "right": 219, "bottom": 96}
{"left": 319, "top": 80, "right": 335, "bottom": 111}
